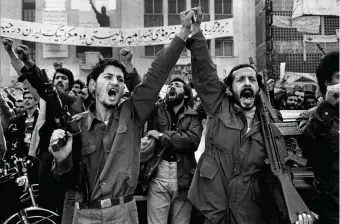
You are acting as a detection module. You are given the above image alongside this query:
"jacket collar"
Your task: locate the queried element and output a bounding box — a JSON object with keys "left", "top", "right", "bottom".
{"left": 158, "top": 100, "right": 198, "bottom": 116}
{"left": 86, "top": 103, "right": 120, "bottom": 131}
{"left": 217, "top": 97, "right": 245, "bottom": 130}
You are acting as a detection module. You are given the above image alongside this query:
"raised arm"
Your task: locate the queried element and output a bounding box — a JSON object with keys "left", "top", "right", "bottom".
{"left": 186, "top": 7, "right": 225, "bottom": 116}
{"left": 89, "top": 0, "right": 100, "bottom": 15}
{"left": 2, "top": 38, "right": 40, "bottom": 101}
{"left": 120, "top": 48, "right": 142, "bottom": 92}
{"left": 130, "top": 10, "right": 194, "bottom": 124}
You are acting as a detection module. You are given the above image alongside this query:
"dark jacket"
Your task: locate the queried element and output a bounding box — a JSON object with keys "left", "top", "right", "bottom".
{"left": 297, "top": 102, "right": 339, "bottom": 223}
{"left": 12, "top": 109, "right": 39, "bottom": 148}
{"left": 142, "top": 101, "right": 202, "bottom": 199}
{"left": 52, "top": 36, "right": 187, "bottom": 206}
{"left": 186, "top": 31, "right": 280, "bottom": 224}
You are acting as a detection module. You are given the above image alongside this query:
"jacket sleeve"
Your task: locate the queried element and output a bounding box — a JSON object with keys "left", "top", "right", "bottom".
{"left": 52, "top": 153, "right": 73, "bottom": 183}
{"left": 297, "top": 102, "right": 338, "bottom": 158}
{"left": 161, "top": 115, "right": 203, "bottom": 154}
{"left": 186, "top": 31, "right": 225, "bottom": 116}
{"left": 0, "top": 94, "right": 15, "bottom": 130}
{"left": 130, "top": 36, "right": 186, "bottom": 124}
{"left": 21, "top": 65, "right": 49, "bottom": 101}
{"left": 125, "top": 68, "right": 141, "bottom": 93}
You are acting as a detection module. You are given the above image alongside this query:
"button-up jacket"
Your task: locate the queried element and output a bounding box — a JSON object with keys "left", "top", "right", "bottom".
{"left": 53, "top": 36, "right": 186, "bottom": 203}
{"left": 141, "top": 101, "right": 202, "bottom": 199}
{"left": 186, "top": 32, "right": 280, "bottom": 224}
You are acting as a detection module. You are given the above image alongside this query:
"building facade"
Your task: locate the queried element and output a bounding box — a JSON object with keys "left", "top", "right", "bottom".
{"left": 255, "top": 0, "right": 339, "bottom": 90}
{"left": 0, "top": 0, "right": 257, "bottom": 87}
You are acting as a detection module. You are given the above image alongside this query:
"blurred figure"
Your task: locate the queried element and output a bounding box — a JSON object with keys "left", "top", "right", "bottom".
{"left": 284, "top": 92, "right": 298, "bottom": 110}
{"left": 53, "top": 61, "right": 63, "bottom": 70}
{"left": 89, "top": 0, "right": 110, "bottom": 27}
{"left": 303, "top": 93, "right": 317, "bottom": 110}
{"left": 15, "top": 98, "right": 26, "bottom": 115}
{"left": 294, "top": 85, "right": 305, "bottom": 109}
{"left": 71, "top": 79, "right": 85, "bottom": 95}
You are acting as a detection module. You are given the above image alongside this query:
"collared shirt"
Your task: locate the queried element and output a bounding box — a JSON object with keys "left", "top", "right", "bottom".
{"left": 84, "top": 104, "right": 118, "bottom": 194}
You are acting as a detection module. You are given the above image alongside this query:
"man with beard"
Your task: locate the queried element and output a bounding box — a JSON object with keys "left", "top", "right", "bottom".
{"left": 284, "top": 92, "right": 299, "bottom": 110}
{"left": 142, "top": 77, "right": 202, "bottom": 224}
{"left": 47, "top": 10, "right": 195, "bottom": 223}
{"left": 294, "top": 86, "right": 305, "bottom": 109}
{"left": 186, "top": 7, "right": 313, "bottom": 224}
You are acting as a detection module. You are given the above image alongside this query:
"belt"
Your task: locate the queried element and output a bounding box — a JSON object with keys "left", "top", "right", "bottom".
{"left": 76, "top": 194, "right": 134, "bottom": 209}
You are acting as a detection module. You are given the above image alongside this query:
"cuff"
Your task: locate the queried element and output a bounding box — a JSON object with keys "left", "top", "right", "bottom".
{"left": 55, "top": 154, "right": 73, "bottom": 174}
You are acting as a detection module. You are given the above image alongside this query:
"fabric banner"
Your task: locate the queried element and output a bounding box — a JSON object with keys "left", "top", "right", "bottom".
{"left": 273, "top": 15, "right": 320, "bottom": 33}
{"left": 285, "top": 72, "right": 317, "bottom": 83}
{"left": 0, "top": 18, "right": 233, "bottom": 47}
{"left": 303, "top": 34, "right": 339, "bottom": 43}
{"left": 292, "top": 0, "right": 339, "bottom": 19}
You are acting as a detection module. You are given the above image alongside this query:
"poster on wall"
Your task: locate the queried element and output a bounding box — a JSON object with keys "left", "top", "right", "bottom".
{"left": 292, "top": 0, "right": 339, "bottom": 19}
{"left": 42, "top": 6, "right": 69, "bottom": 58}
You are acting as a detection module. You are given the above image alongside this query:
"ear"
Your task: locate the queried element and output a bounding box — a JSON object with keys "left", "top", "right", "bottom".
{"left": 90, "top": 79, "right": 96, "bottom": 90}
{"left": 226, "top": 86, "right": 233, "bottom": 96}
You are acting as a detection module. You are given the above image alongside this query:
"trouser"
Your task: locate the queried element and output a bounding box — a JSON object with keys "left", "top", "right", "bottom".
{"left": 38, "top": 152, "right": 65, "bottom": 214}
{"left": 62, "top": 189, "right": 76, "bottom": 224}
{"left": 72, "top": 199, "right": 139, "bottom": 224}
{"left": 147, "top": 160, "right": 192, "bottom": 224}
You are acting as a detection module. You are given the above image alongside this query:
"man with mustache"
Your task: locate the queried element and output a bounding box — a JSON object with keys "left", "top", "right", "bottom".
{"left": 186, "top": 7, "right": 313, "bottom": 224}
{"left": 284, "top": 92, "right": 299, "bottom": 110}
{"left": 142, "top": 77, "right": 202, "bottom": 224}
{"left": 46, "top": 10, "right": 195, "bottom": 223}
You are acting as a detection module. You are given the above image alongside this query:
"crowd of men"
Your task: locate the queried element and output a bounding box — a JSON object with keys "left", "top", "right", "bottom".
{"left": 0, "top": 7, "right": 338, "bottom": 224}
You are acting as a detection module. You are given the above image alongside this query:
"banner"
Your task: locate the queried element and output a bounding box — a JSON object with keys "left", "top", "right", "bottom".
{"left": 292, "top": 0, "right": 339, "bottom": 19}
{"left": 285, "top": 72, "right": 317, "bottom": 83}
{"left": 273, "top": 15, "right": 320, "bottom": 33}
{"left": 42, "top": 10, "right": 69, "bottom": 58}
{"left": 0, "top": 18, "right": 233, "bottom": 47}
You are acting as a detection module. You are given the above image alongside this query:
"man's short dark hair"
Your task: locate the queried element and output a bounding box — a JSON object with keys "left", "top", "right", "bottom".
{"left": 285, "top": 92, "right": 298, "bottom": 101}
{"left": 53, "top": 68, "right": 75, "bottom": 91}
{"left": 16, "top": 99, "right": 23, "bottom": 103}
{"left": 89, "top": 59, "right": 128, "bottom": 82}
{"left": 169, "top": 77, "right": 194, "bottom": 108}
{"left": 316, "top": 51, "right": 339, "bottom": 95}
{"left": 223, "top": 64, "right": 264, "bottom": 90}
{"left": 73, "top": 79, "right": 85, "bottom": 90}
{"left": 23, "top": 90, "right": 36, "bottom": 101}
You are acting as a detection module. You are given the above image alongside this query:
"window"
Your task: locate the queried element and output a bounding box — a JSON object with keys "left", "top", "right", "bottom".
{"left": 144, "top": 0, "right": 163, "bottom": 27}
{"left": 168, "top": 0, "right": 186, "bottom": 25}
{"left": 145, "top": 45, "right": 164, "bottom": 57}
{"left": 23, "top": 0, "right": 36, "bottom": 60}
{"left": 145, "top": 0, "right": 163, "bottom": 56}
{"left": 215, "top": 0, "right": 232, "bottom": 15}
{"left": 215, "top": 37, "right": 233, "bottom": 56}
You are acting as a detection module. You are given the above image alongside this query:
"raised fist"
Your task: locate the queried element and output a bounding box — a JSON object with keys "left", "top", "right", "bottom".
{"left": 14, "top": 44, "right": 31, "bottom": 63}
{"left": 325, "top": 84, "right": 340, "bottom": 107}
{"left": 2, "top": 38, "right": 13, "bottom": 52}
{"left": 119, "top": 47, "right": 133, "bottom": 63}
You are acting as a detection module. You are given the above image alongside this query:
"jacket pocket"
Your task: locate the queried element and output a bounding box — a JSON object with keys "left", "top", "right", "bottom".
{"left": 117, "top": 124, "right": 127, "bottom": 134}
{"left": 81, "top": 144, "right": 96, "bottom": 156}
{"left": 200, "top": 152, "right": 219, "bottom": 179}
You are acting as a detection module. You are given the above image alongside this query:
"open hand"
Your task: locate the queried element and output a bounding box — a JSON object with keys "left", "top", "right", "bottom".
{"left": 266, "top": 79, "right": 275, "bottom": 91}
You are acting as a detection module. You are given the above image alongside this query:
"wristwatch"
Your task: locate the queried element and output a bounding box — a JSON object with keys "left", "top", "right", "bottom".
{"left": 158, "top": 133, "right": 163, "bottom": 139}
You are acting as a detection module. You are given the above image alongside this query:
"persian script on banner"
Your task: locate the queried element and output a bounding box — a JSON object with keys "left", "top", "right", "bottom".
{"left": 0, "top": 18, "right": 233, "bottom": 47}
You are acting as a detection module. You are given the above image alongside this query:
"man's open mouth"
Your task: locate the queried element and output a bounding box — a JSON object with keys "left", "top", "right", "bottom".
{"left": 169, "top": 89, "right": 177, "bottom": 98}
{"left": 108, "top": 88, "right": 117, "bottom": 98}
{"left": 240, "top": 88, "right": 254, "bottom": 101}
{"left": 56, "top": 83, "right": 64, "bottom": 88}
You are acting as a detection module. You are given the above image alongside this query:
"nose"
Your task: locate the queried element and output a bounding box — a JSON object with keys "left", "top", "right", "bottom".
{"left": 110, "top": 76, "right": 119, "bottom": 85}
{"left": 244, "top": 78, "right": 251, "bottom": 86}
